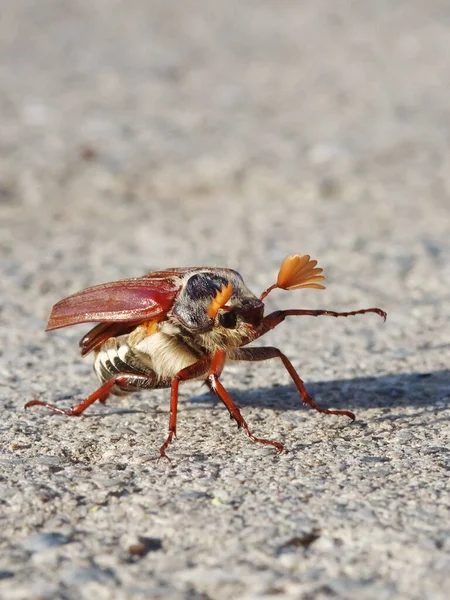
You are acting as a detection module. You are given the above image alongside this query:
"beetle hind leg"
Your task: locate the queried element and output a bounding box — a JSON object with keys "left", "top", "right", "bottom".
{"left": 229, "top": 347, "right": 355, "bottom": 421}
{"left": 25, "top": 373, "right": 158, "bottom": 417}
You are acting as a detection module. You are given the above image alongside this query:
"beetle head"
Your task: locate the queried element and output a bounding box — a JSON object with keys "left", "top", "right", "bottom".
{"left": 171, "top": 269, "right": 264, "bottom": 346}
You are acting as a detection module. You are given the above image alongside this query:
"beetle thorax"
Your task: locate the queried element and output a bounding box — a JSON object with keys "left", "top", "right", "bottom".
{"left": 160, "top": 316, "right": 258, "bottom": 353}
{"left": 197, "top": 321, "right": 258, "bottom": 352}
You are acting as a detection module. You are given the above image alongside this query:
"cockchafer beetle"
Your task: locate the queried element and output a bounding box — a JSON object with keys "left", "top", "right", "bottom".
{"left": 26, "top": 254, "right": 386, "bottom": 459}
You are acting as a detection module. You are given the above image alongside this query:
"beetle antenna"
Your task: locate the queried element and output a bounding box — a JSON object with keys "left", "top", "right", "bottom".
{"left": 260, "top": 254, "right": 326, "bottom": 301}
{"left": 259, "top": 283, "right": 278, "bottom": 302}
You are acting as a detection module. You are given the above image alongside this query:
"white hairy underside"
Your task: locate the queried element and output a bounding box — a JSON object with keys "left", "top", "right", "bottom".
{"left": 135, "top": 332, "right": 200, "bottom": 380}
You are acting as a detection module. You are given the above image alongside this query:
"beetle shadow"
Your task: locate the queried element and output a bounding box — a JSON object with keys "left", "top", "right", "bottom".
{"left": 80, "top": 369, "right": 449, "bottom": 424}
{"left": 186, "top": 369, "right": 450, "bottom": 421}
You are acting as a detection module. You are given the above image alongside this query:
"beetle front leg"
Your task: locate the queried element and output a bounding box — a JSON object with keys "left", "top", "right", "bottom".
{"left": 157, "top": 357, "right": 213, "bottom": 461}
{"left": 256, "top": 307, "right": 386, "bottom": 337}
{"left": 229, "top": 347, "right": 355, "bottom": 421}
{"left": 25, "top": 374, "right": 159, "bottom": 416}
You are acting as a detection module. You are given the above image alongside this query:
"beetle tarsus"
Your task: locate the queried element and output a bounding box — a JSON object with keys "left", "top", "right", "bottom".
{"left": 158, "top": 453, "right": 173, "bottom": 464}
{"left": 157, "top": 448, "right": 173, "bottom": 464}
{"left": 301, "top": 393, "right": 356, "bottom": 421}
{"left": 24, "top": 399, "right": 82, "bottom": 416}
{"left": 158, "top": 431, "right": 175, "bottom": 460}
{"left": 146, "top": 450, "right": 173, "bottom": 464}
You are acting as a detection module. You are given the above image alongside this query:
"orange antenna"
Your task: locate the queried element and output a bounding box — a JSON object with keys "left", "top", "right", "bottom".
{"left": 260, "top": 254, "right": 326, "bottom": 301}
{"left": 208, "top": 283, "right": 234, "bottom": 318}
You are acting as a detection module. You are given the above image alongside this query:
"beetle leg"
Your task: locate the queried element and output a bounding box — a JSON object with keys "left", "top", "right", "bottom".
{"left": 24, "top": 374, "right": 157, "bottom": 416}
{"left": 98, "top": 391, "right": 109, "bottom": 404}
{"left": 157, "top": 357, "right": 213, "bottom": 460}
{"left": 256, "top": 307, "right": 386, "bottom": 337}
{"left": 229, "top": 347, "right": 355, "bottom": 421}
{"left": 205, "top": 350, "right": 284, "bottom": 453}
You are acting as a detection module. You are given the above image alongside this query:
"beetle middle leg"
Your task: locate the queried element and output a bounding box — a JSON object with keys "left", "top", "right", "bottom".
{"left": 206, "top": 376, "right": 284, "bottom": 453}
{"left": 205, "top": 350, "right": 284, "bottom": 453}
{"left": 229, "top": 347, "right": 355, "bottom": 421}
{"left": 25, "top": 373, "right": 158, "bottom": 416}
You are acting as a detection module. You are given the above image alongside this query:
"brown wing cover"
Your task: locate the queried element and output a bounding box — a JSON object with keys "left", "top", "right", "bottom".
{"left": 46, "top": 274, "right": 185, "bottom": 331}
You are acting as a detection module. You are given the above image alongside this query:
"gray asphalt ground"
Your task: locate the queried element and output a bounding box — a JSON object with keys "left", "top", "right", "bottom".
{"left": 1, "top": 1, "right": 450, "bottom": 599}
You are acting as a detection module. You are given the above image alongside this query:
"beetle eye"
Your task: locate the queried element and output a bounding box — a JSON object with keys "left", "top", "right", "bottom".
{"left": 218, "top": 311, "right": 237, "bottom": 329}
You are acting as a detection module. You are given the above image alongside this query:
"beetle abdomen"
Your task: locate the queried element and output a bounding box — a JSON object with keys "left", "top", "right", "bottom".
{"left": 93, "top": 330, "right": 203, "bottom": 394}
{"left": 93, "top": 337, "right": 157, "bottom": 394}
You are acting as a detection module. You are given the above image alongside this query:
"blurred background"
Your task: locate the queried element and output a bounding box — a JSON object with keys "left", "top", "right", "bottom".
{"left": 2, "top": 0, "right": 449, "bottom": 376}
{"left": 2, "top": 1, "right": 449, "bottom": 274}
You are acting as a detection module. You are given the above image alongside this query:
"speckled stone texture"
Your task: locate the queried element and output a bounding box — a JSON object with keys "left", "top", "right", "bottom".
{"left": 1, "top": 1, "right": 449, "bottom": 599}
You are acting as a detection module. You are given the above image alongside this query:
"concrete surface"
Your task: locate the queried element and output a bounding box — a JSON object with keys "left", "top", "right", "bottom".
{"left": 1, "top": 1, "right": 449, "bottom": 599}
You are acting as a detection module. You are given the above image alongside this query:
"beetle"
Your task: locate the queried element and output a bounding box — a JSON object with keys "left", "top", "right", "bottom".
{"left": 26, "top": 254, "right": 386, "bottom": 458}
